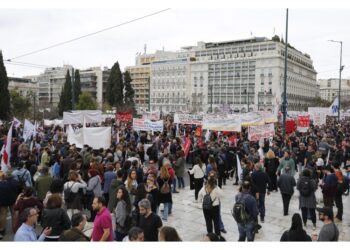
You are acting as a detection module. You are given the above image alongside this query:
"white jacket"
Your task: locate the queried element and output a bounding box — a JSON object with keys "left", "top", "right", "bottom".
{"left": 198, "top": 186, "right": 223, "bottom": 207}
{"left": 189, "top": 164, "right": 206, "bottom": 179}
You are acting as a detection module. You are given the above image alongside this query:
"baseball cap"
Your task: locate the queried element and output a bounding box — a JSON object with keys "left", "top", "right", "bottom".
{"left": 316, "top": 207, "right": 334, "bottom": 218}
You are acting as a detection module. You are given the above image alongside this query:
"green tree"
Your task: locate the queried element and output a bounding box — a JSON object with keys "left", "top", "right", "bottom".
{"left": 123, "top": 70, "right": 135, "bottom": 113}
{"left": 74, "top": 69, "right": 82, "bottom": 103}
{"left": 0, "top": 50, "right": 11, "bottom": 120}
{"left": 107, "top": 61, "right": 123, "bottom": 108}
{"left": 10, "top": 90, "right": 31, "bottom": 120}
{"left": 272, "top": 35, "right": 280, "bottom": 42}
{"left": 58, "top": 70, "right": 72, "bottom": 116}
{"left": 76, "top": 92, "right": 97, "bottom": 110}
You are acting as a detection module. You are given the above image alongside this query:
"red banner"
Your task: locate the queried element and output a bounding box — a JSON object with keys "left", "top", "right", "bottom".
{"left": 297, "top": 115, "right": 310, "bottom": 133}
{"left": 116, "top": 112, "right": 133, "bottom": 122}
{"left": 195, "top": 127, "right": 203, "bottom": 137}
{"left": 183, "top": 137, "right": 192, "bottom": 158}
{"left": 285, "top": 119, "right": 296, "bottom": 134}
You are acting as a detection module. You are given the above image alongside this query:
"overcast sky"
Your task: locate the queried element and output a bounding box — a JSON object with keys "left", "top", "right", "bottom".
{"left": 1, "top": 7, "right": 350, "bottom": 80}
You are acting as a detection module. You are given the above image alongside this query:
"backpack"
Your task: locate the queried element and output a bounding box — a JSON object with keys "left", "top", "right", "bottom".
{"left": 17, "top": 171, "right": 28, "bottom": 190}
{"left": 337, "top": 176, "right": 350, "bottom": 194}
{"left": 202, "top": 191, "right": 216, "bottom": 210}
{"left": 160, "top": 179, "right": 170, "bottom": 194}
{"left": 64, "top": 183, "right": 76, "bottom": 203}
{"left": 299, "top": 178, "right": 312, "bottom": 197}
{"left": 232, "top": 195, "right": 250, "bottom": 224}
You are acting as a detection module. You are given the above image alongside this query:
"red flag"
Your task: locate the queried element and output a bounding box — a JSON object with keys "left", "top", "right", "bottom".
{"left": 1, "top": 123, "right": 13, "bottom": 172}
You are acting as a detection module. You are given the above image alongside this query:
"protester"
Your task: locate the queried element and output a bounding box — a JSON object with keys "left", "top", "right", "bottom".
{"left": 157, "top": 165, "right": 173, "bottom": 221}
{"left": 34, "top": 166, "right": 53, "bottom": 202}
{"left": 138, "top": 198, "right": 163, "bottom": 241}
{"left": 91, "top": 196, "right": 113, "bottom": 241}
{"left": 280, "top": 213, "right": 311, "bottom": 241}
{"left": 277, "top": 165, "right": 296, "bottom": 216}
{"left": 115, "top": 186, "right": 132, "bottom": 241}
{"left": 313, "top": 207, "right": 339, "bottom": 241}
{"left": 189, "top": 158, "right": 206, "bottom": 202}
{"left": 159, "top": 226, "right": 182, "bottom": 241}
{"left": 128, "top": 226, "right": 144, "bottom": 242}
{"left": 59, "top": 213, "right": 90, "bottom": 241}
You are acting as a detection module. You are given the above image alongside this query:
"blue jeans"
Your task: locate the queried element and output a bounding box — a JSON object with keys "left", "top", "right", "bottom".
{"left": 237, "top": 222, "right": 256, "bottom": 241}
{"left": 172, "top": 177, "right": 177, "bottom": 192}
{"left": 177, "top": 177, "right": 185, "bottom": 188}
{"left": 162, "top": 202, "right": 170, "bottom": 220}
{"left": 258, "top": 193, "right": 266, "bottom": 219}
{"left": 219, "top": 203, "right": 225, "bottom": 230}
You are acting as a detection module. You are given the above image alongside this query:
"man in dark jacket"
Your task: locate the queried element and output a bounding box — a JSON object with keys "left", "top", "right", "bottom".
{"left": 0, "top": 171, "right": 21, "bottom": 239}
{"left": 251, "top": 162, "right": 271, "bottom": 222}
{"left": 235, "top": 181, "right": 258, "bottom": 241}
{"left": 320, "top": 166, "right": 338, "bottom": 207}
{"left": 59, "top": 213, "right": 90, "bottom": 241}
{"left": 277, "top": 166, "right": 296, "bottom": 216}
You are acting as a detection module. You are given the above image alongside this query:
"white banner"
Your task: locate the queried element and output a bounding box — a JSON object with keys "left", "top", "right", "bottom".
{"left": 63, "top": 110, "right": 102, "bottom": 125}
{"left": 174, "top": 113, "right": 203, "bottom": 126}
{"left": 308, "top": 107, "right": 329, "bottom": 126}
{"left": 248, "top": 123, "right": 275, "bottom": 141}
{"left": 202, "top": 115, "right": 241, "bottom": 132}
{"left": 67, "top": 125, "right": 111, "bottom": 149}
{"left": 133, "top": 119, "right": 163, "bottom": 132}
{"left": 23, "top": 119, "right": 35, "bottom": 141}
{"left": 142, "top": 111, "right": 160, "bottom": 120}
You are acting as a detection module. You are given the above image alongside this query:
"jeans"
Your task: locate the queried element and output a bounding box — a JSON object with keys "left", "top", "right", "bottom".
{"left": 177, "top": 177, "right": 185, "bottom": 188}
{"left": 301, "top": 207, "right": 316, "bottom": 225}
{"left": 203, "top": 205, "right": 220, "bottom": 236}
{"left": 258, "top": 193, "right": 266, "bottom": 219}
{"left": 194, "top": 178, "right": 204, "bottom": 200}
{"left": 172, "top": 177, "right": 177, "bottom": 192}
{"left": 238, "top": 221, "right": 256, "bottom": 241}
{"left": 218, "top": 203, "right": 225, "bottom": 230}
{"left": 281, "top": 193, "right": 292, "bottom": 215}
{"left": 335, "top": 192, "right": 343, "bottom": 220}
{"left": 162, "top": 202, "right": 170, "bottom": 220}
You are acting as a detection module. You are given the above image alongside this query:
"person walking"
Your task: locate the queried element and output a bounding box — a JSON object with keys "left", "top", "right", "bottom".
{"left": 251, "top": 162, "right": 271, "bottom": 223}
{"left": 157, "top": 165, "right": 172, "bottom": 221}
{"left": 174, "top": 150, "right": 186, "bottom": 190}
{"left": 137, "top": 198, "right": 163, "bottom": 241}
{"left": 297, "top": 169, "right": 317, "bottom": 230}
{"left": 189, "top": 158, "right": 206, "bottom": 202}
{"left": 198, "top": 177, "right": 223, "bottom": 236}
{"left": 264, "top": 150, "right": 279, "bottom": 191}
{"left": 280, "top": 213, "right": 311, "bottom": 241}
{"left": 277, "top": 166, "right": 296, "bottom": 216}
{"left": 35, "top": 166, "right": 53, "bottom": 202}
{"left": 233, "top": 181, "right": 258, "bottom": 241}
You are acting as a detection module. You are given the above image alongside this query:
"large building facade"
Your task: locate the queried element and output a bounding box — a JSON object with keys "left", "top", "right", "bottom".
{"left": 8, "top": 77, "right": 38, "bottom": 98}
{"left": 318, "top": 78, "right": 350, "bottom": 102}
{"left": 80, "top": 67, "right": 103, "bottom": 108}
{"left": 128, "top": 37, "right": 318, "bottom": 114}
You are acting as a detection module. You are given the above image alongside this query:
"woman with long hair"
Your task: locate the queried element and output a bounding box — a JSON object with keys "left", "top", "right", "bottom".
{"left": 63, "top": 171, "right": 87, "bottom": 220}
{"left": 86, "top": 169, "right": 102, "bottom": 222}
{"left": 157, "top": 165, "right": 172, "bottom": 221}
{"left": 198, "top": 177, "right": 223, "bottom": 237}
{"left": 43, "top": 179, "right": 64, "bottom": 207}
{"left": 264, "top": 150, "right": 279, "bottom": 191}
{"left": 125, "top": 169, "right": 138, "bottom": 205}
{"left": 159, "top": 226, "right": 182, "bottom": 241}
{"left": 174, "top": 150, "right": 186, "bottom": 190}
{"left": 115, "top": 186, "right": 132, "bottom": 241}
{"left": 280, "top": 213, "right": 311, "bottom": 241}
{"left": 189, "top": 157, "right": 206, "bottom": 202}
{"left": 41, "top": 194, "right": 71, "bottom": 241}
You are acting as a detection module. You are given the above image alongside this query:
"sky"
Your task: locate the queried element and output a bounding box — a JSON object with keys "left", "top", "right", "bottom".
{"left": 1, "top": 3, "right": 350, "bottom": 80}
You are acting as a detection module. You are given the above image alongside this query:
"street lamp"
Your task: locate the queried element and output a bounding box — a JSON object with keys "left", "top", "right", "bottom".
{"left": 329, "top": 39, "right": 344, "bottom": 121}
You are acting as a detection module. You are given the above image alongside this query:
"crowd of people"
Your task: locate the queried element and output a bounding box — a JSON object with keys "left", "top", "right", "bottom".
{"left": 0, "top": 115, "right": 349, "bottom": 242}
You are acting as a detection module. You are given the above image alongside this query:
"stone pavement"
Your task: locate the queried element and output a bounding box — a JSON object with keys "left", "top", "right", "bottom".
{"left": 162, "top": 176, "right": 350, "bottom": 241}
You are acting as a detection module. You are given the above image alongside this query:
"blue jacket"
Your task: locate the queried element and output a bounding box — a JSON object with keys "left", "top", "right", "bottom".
{"left": 235, "top": 191, "right": 258, "bottom": 221}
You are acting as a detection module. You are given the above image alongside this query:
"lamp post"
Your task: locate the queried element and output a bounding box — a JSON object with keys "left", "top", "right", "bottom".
{"left": 329, "top": 40, "right": 344, "bottom": 121}
{"left": 282, "top": 8, "right": 289, "bottom": 139}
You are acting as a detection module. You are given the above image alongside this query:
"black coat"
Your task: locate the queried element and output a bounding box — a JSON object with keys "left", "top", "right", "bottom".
{"left": 280, "top": 229, "right": 312, "bottom": 241}
{"left": 0, "top": 177, "right": 21, "bottom": 206}
{"left": 251, "top": 170, "right": 271, "bottom": 194}
{"left": 41, "top": 208, "right": 71, "bottom": 236}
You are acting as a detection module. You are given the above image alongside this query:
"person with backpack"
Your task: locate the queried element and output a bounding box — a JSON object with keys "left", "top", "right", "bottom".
{"left": 157, "top": 165, "right": 172, "bottom": 221}
{"left": 198, "top": 176, "right": 223, "bottom": 237}
{"left": 333, "top": 162, "right": 348, "bottom": 222}
{"left": 63, "top": 171, "right": 87, "bottom": 220}
{"left": 115, "top": 186, "right": 132, "bottom": 241}
{"left": 297, "top": 169, "right": 317, "bottom": 230}
{"left": 233, "top": 181, "right": 258, "bottom": 241}
{"left": 280, "top": 213, "right": 311, "bottom": 241}
{"left": 11, "top": 161, "right": 33, "bottom": 190}
{"left": 277, "top": 166, "right": 296, "bottom": 216}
